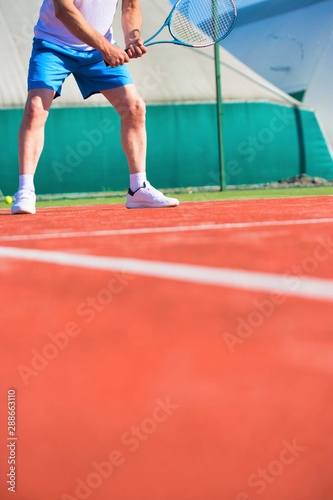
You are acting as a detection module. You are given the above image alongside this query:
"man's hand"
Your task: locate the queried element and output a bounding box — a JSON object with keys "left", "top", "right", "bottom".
{"left": 125, "top": 30, "right": 147, "bottom": 58}
{"left": 102, "top": 44, "right": 130, "bottom": 67}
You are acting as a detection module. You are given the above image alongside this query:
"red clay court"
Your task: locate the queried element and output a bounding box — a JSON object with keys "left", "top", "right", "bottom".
{"left": 0, "top": 196, "right": 333, "bottom": 500}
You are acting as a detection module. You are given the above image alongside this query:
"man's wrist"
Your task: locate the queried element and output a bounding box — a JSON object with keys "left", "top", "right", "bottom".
{"left": 130, "top": 28, "right": 141, "bottom": 38}
{"left": 126, "top": 28, "right": 141, "bottom": 44}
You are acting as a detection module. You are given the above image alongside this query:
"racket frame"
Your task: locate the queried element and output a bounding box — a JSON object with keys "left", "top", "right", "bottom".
{"left": 143, "top": 0, "right": 237, "bottom": 48}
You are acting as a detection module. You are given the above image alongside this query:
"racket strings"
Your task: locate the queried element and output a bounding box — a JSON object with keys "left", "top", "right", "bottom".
{"left": 170, "top": 0, "right": 236, "bottom": 47}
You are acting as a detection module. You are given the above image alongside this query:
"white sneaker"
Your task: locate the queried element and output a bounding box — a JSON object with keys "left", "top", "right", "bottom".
{"left": 11, "top": 189, "right": 36, "bottom": 215}
{"left": 126, "top": 182, "right": 179, "bottom": 209}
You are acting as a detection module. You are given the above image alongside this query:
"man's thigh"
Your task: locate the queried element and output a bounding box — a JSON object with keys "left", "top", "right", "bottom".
{"left": 28, "top": 39, "right": 75, "bottom": 97}
{"left": 73, "top": 53, "right": 134, "bottom": 100}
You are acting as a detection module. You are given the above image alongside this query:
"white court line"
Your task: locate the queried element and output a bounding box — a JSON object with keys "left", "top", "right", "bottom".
{"left": 0, "top": 217, "right": 333, "bottom": 242}
{"left": 0, "top": 246, "right": 333, "bottom": 303}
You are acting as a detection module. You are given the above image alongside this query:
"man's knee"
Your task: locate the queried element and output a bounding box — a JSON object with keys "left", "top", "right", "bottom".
{"left": 24, "top": 96, "right": 50, "bottom": 128}
{"left": 121, "top": 95, "right": 146, "bottom": 122}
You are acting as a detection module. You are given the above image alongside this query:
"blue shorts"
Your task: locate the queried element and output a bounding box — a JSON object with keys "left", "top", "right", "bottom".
{"left": 28, "top": 38, "right": 133, "bottom": 99}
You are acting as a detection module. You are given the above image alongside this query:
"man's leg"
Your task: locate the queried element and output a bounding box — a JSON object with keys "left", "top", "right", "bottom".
{"left": 19, "top": 89, "right": 55, "bottom": 175}
{"left": 101, "top": 84, "right": 146, "bottom": 174}
{"left": 12, "top": 89, "right": 55, "bottom": 214}
{"left": 101, "top": 84, "right": 179, "bottom": 208}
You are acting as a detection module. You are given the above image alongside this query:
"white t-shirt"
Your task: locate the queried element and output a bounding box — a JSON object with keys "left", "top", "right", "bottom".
{"left": 34, "top": 0, "right": 119, "bottom": 51}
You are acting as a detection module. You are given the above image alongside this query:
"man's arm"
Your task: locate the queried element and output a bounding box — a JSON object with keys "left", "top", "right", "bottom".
{"left": 121, "top": 0, "right": 147, "bottom": 58}
{"left": 52, "top": 0, "right": 129, "bottom": 67}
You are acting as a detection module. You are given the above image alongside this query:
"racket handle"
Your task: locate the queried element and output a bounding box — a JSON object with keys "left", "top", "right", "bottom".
{"left": 104, "top": 48, "right": 130, "bottom": 66}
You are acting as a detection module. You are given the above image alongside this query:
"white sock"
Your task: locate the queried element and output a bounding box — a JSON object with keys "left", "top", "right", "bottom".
{"left": 130, "top": 172, "right": 147, "bottom": 192}
{"left": 19, "top": 174, "right": 35, "bottom": 192}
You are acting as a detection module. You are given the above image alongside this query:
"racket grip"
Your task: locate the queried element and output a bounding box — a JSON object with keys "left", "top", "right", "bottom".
{"left": 104, "top": 48, "right": 129, "bottom": 66}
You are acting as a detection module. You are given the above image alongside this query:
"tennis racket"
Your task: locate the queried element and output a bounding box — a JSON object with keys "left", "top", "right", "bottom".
{"left": 141, "top": 0, "right": 237, "bottom": 49}
{"left": 104, "top": 0, "right": 237, "bottom": 65}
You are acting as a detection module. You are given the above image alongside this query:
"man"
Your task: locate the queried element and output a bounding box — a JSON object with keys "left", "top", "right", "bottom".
{"left": 11, "top": 0, "right": 179, "bottom": 214}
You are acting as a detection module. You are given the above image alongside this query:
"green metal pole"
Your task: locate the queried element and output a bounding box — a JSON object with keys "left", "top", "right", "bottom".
{"left": 214, "top": 43, "right": 226, "bottom": 191}
{"left": 212, "top": 0, "right": 226, "bottom": 191}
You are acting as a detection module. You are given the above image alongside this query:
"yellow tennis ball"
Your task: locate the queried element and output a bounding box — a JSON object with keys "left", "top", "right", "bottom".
{"left": 4, "top": 196, "right": 13, "bottom": 205}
